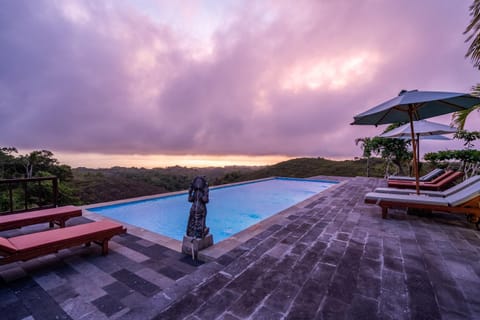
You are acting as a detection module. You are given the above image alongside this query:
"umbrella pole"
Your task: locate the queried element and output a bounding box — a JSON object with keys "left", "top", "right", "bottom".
{"left": 417, "top": 134, "right": 420, "bottom": 172}
{"left": 408, "top": 109, "right": 420, "bottom": 194}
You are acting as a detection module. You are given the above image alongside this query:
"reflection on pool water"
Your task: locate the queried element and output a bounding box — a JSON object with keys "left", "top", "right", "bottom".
{"left": 88, "top": 177, "right": 337, "bottom": 242}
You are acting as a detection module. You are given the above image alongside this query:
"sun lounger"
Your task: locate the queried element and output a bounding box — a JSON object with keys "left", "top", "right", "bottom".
{"left": 365, "top": 183, "right": 480, "bottom": 228}
{"left": 0, "top": 219, "right": 126, "bottom": 264}
{"left": 375, "top": 175, "right": 480, "bottom": 197}
{"left": 388, "top": 168, "right": 445, "bottom": 182}
{"left": 387, "top": 171, "right": 463, "bottom": 190}
{"left": 387, "top": 170, "right": 454, "bottom": 184}
{"left": 0, "top": 206, "right": 82, "bottom": 231}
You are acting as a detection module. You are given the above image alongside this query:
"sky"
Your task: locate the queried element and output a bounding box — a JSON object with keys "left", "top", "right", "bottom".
{"left": 1, "top": 0, "right": 479, "bottom": 168}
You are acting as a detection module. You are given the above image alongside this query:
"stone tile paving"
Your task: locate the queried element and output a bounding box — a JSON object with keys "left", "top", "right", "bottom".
{"left": 1, "top": 176, "right": 480, "bottom": 319}
{"left": 154, "top": 176, "right": 480, "bottom": 320}
{"left": 0, "top": 217, "right": 211, "bottom": 320}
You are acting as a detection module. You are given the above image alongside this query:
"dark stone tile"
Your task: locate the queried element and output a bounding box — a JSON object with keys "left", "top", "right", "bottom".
{"left": 242, "top": 237, "right": 262, "bottom": 249}
{"left": 103, "top": 281, "right": 134, "bottom": 299}
{"left": 48, "top": 284, "right": 79, "bottom": 304}
{"left": 356, "top": 274, "right": 381, "bottom": 299}
{"left": 229, "top": 287, "right": 268, "bottom": 318}
{"left": 216, "top": 254, "right": 235, "bottom": 266}
{"left": 135, "top": 244, "right": 172, "bottom": 259}
{"left": 252, "top": 306, "right": 283, "bottom": 320}
{"left": 226, "top": 256, "right": 276, "bottom": 293}
{"left": 336, "top": 232, "right": 351, "bottom": 242}
{"left": 177, "top": 255, "right": 205, "bottom": 268}
{"left": 287, "top": 280, "right": 324, "bottom": 319}
{"left": 112, "top": 269, "right": 160, "bottom": 297}
{"left": 194, "top": 273, "right": 231, "bottom": 300}
{"left": 327, "top": 273, "right": 357, "bottom": 304}
{"left": 158, "top": 265, "right": 187, "bottom": 280}
{"left": 382, "top": 269, "right": 406, "bottom": 293}
{"left": 264, "top": 281, "right": 300, "bottom": 313}
{"left": 320, "top": 296, "right": 349, "bottom": 320}
{"left": 346, "top": 294, "right": 378, "bottom": 320}
{"left": 408, "top": 290, "right": 441, "bottom": 320}
{"left": 383, "top": 256, "right": 403, "bottom": 273}
{"left": 364, "top": 245, "right": 382, "bottom": 260}
{"left": 311, "top": 263, "right": 336, "bottom": 286}
{"left": 222, "top": 255, "right": 254, "bottom": 277}
{"left": 434, "top": 284, "right": 471, "bottom": 318}
{"left": 92, "top": 294, "right": 125, "bottom": 317}
{"left": 290, "top": 242, "right": 308, "bottom": 255}
{"left": 195, "top": 289, "right": 240, "bottom": 319}
{"left": 53, "top": 262, "right": 80, "bottom": 279}
{"left": 153, "top": 293, "right": 203, "bottom": 320}
{"left": 379, "top": 288, "right": 409, "bottom": 320}
{"left": 7, "top": 277, "right": 71, "bottom": 320}
{"left": 0, "top": 300, "right": 31, "bottom": 320}
{"left": 227, "top": 246, "right": 248, "bottom": 258}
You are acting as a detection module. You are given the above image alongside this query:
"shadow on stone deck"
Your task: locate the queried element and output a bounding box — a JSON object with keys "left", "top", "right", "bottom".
{"left": 1, "top": 176, "right": 479, "bottom": 319}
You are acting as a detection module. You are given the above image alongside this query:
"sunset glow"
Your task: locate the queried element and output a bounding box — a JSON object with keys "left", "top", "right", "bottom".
{"left": 55, "top": 153, "right": 292, "bottom": 169}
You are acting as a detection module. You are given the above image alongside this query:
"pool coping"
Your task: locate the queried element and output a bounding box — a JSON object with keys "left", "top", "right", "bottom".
{"left": 81, "top": 176, "right": 346, "bottom": 261}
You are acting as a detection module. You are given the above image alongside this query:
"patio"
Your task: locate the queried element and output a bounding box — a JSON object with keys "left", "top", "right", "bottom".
{"left": 1, "top": 176, "right": 479, "bottom": 319}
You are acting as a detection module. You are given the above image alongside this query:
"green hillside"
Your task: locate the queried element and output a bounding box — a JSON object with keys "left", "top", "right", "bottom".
{"left": 71, "top": 157, "right": 389, "bottom": 205}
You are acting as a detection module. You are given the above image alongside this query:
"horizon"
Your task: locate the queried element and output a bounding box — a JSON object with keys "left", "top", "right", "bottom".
{"left": 1, "top": 0, "right": 479, "bottom": 166}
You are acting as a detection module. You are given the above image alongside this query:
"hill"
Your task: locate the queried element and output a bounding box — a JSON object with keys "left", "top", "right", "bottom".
{"left": 71, "top": 157, "right": 389, "bottom": 205}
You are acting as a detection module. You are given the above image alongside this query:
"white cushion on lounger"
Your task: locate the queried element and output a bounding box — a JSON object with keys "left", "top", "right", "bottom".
{"left": 364, "top": 192, "right": 448, "bottom": 206}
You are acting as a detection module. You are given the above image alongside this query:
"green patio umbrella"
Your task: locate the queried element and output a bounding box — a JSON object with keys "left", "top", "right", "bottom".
{"left": 351, "top": 89, "right": 480, "bottom": 194}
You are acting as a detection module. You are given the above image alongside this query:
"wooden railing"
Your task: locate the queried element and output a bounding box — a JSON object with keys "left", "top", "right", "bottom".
{"left": 0, "top": 176, "right": 58, "bottom": 214}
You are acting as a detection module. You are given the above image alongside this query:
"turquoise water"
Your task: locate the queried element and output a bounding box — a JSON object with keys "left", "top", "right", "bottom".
{"left": 88, "top": 177, "right": 337, "bottom": 242}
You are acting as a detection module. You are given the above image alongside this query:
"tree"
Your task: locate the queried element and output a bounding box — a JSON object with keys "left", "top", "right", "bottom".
{"left": 355, "top": 124, "right": 411, "bottom": 177}
{"left": 18, "top": 150, "right": 58, "bottom": 178}
{"left": 355, "top": 137, "right": 373, "bottom": 177}
{"left": 454, "top": 129, "right": 480, "bottom": 149}
{"left": 0, "top": 147, "right": 19, "bottom": 178}
{"left": 451, "top": 85, "right": 480, "bottom": 129}
{"left": 452, "top": 1, "right": 480, "bottom": 128}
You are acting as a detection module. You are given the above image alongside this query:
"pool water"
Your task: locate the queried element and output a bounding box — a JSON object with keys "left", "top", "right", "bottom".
{"left": 88, "top": 177, "right": 337, "bottom": 242}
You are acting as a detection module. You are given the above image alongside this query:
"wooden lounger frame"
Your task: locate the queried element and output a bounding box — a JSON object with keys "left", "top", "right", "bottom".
{"left": 365, "top": 195, "right": 480, "bottom": 229}
{"left": 0, "top": 206, "right": 82, "bottom": 231}
{"left": 387, "top": 171, "right": 463, "bottom": 191}
{"left": 0, "top": 220, "right": 126, "bottom": 265}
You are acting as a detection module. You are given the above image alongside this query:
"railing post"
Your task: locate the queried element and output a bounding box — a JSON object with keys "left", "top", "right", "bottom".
{"left": 1, "top": 176, "right": 59, "bottom": 213}
{"left": 23, "top": 180, "right": 28, "bottom": 211}
{"left": 53, "top": 177, "right": 58, "bottom": 207}
{"left": 9, "top": 182, "right": 13, "bottom": 213}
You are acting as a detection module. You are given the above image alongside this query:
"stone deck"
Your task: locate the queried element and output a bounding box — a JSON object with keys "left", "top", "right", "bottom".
{"left": 1, "top": 176, "right": 480, "bottom": 319}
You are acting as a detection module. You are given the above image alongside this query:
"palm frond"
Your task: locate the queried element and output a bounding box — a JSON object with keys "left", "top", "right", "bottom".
{"left": 465, "top": 0, "right": 480, "bottom": 69}
{"left": 451, "top": 84, "right": 480, "bottom": 129}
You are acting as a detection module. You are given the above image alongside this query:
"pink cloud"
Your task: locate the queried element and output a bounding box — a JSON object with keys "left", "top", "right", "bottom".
{"left": 0, "top": 0, "right": 477, "bottom": 160}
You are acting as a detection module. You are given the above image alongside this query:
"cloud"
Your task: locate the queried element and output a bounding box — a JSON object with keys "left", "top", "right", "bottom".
{"left": 0, "top": 0, "right": 477, "bottom": 160}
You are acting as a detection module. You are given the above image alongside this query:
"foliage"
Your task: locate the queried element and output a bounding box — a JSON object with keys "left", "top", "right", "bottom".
{"left": 72, "top": 166, "right": 258, "bottom": 204}
{"left": 215, "top": 157, "right": 388, "bottom": 182}
{"left": 451, "top": 86, "right": 480, "bottom": 129}
{"left": 465, "top": 0, "right": 480, "bottom": 69}
{"left": 355, "top": 123, "right": 412, "bottom": 177}
{"left": 0, "top": 147, "right": 21, "bottom": 178}
{"left": 454, "top": 129, "right": 480, "bottom": 148}
{"left": 453, "top": 2, "right": 480, "bottom": 129}
{"left": 0, "top": 147, "right": 80, "bottom": 211}
{"left": 424, "top": 149, "right": 480, "bottom": 178}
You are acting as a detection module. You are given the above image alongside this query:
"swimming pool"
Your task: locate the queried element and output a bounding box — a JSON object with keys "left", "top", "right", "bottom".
{"left": 88, "top": 177, "right": 337, "bottom": 242}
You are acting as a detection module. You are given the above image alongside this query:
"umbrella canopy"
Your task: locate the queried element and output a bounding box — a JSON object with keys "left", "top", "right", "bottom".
{"left": 352, "top": 89, "right": 480, "bottom": 194}
{"left": 395, "top": 134, "right": 451, "bottom": 141}
{"left": 352, "top": 90, "right": 480, "bottom": 125}
{"left": 379, "top": 120, "right": 457, "bottom": 138}
{"left": 380, "top": 120, "right": 457, "bottom": 164}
